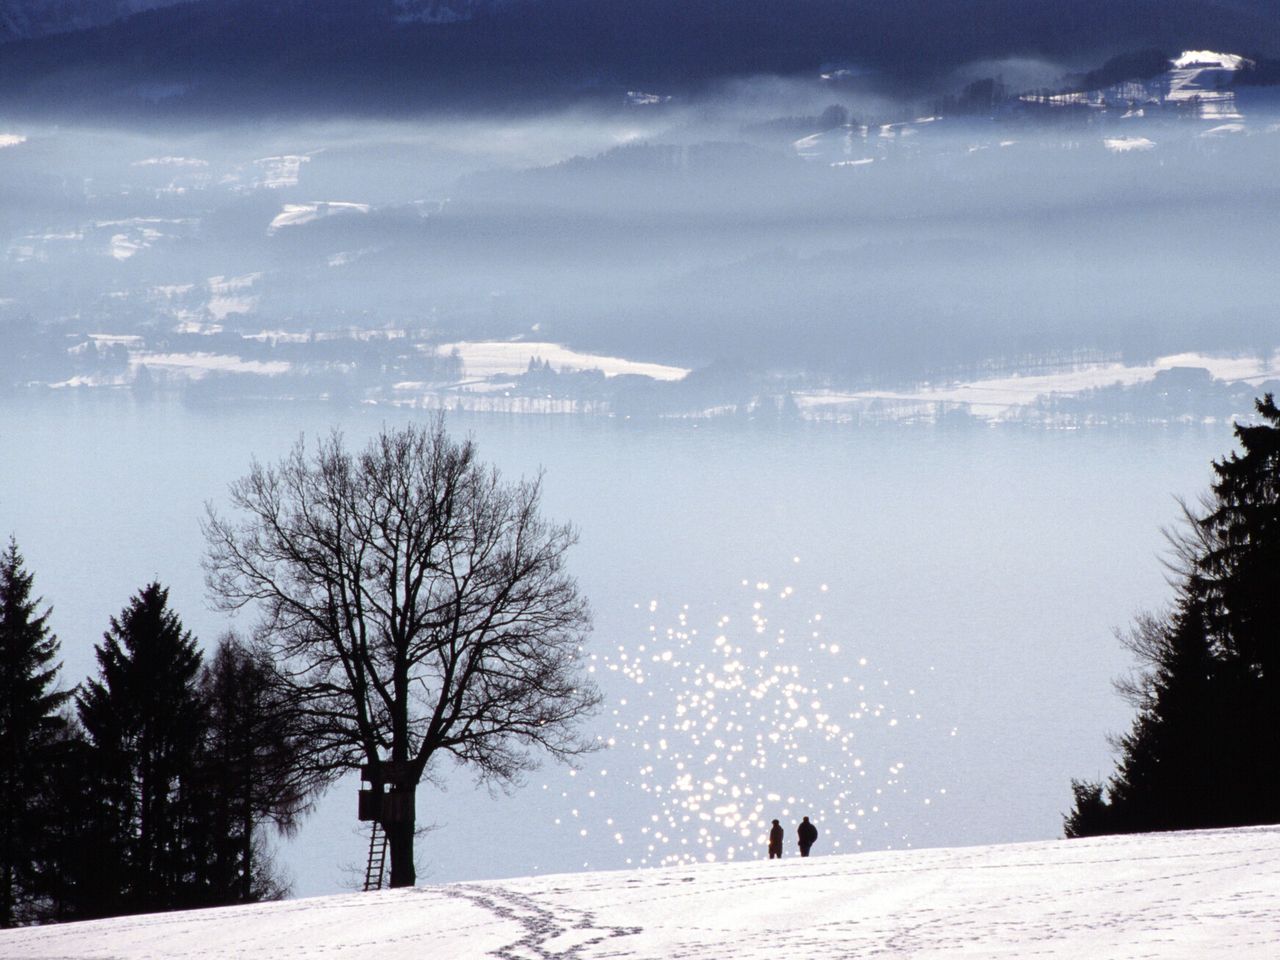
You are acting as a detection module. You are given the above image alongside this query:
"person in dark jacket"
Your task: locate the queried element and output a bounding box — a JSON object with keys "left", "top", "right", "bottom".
{"left": 797, "top": 816, "right": 818, "bottom": 857}
{"left": 768, "top": 819, "right": 784, "bottom": 859}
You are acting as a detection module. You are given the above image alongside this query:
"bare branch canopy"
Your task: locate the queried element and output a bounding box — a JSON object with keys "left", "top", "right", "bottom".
{"left": 202, "top": 416, "right": 600, "bottom": 886}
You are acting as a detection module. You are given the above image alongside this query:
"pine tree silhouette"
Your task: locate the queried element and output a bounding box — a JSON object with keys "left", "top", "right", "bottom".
{"left": 1068, "top": 396, "right": 1280, "bottom": 836}
{"left": 77, "top": 583, "right": 205, "bottom": 916}
{"left": 0, "top": 539, "right": 71, "bottom": 926}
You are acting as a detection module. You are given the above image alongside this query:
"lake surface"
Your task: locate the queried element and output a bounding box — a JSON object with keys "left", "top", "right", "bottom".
{"left": 0, "top": 393, "right": 1238, "bottom": 894}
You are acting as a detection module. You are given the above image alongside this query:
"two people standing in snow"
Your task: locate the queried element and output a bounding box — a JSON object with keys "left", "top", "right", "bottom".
{"left": 768, "top": 816, "right": 818, "bottom": 858}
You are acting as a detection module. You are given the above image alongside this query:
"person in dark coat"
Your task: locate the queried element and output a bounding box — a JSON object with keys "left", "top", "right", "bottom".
{"left": 768, "top": 819, "right": 784, "bottom": 859}
{"left": 797, "top": 816, "right": 818, "bottom": 857}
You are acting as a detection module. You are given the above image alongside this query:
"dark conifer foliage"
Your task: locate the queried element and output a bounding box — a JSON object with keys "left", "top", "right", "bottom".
{"left": 1198, "top": 394, "right": 1280, "bottom": 689}
{"left": 18, "top": 588, "right": 313, "bottom": 922}
{"left": 76, "top": 583, "right": 206, "bottom": 916}
{"left": 194, "top": 634, "right": 318, "bottom": 904}
{"left": 38, "top": 718, "right": 103, "bottom": 923}
{"left": 1067, "top": 396, "right": 1280, "bottom": 837}
{"left": 0, "top": 538, "right": 71, "bottom": 927}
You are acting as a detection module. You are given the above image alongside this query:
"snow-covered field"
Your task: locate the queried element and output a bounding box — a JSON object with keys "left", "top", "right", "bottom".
{"left": 795, "top": 351, "right": 1280, "bottom": 423}
{"left": 5, "top": 826, "right": 1279, "bottom": 958}
{"left": 438, "top": 340, "right": 692, "bottom": 382}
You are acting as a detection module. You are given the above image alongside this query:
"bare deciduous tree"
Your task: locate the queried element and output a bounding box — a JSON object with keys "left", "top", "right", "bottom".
{"left": 203, "top": 418, "right": 599, "bottom": 887}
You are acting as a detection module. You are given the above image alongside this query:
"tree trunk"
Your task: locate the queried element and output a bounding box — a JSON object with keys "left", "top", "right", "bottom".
{"left": 241, "top": 793, "right": 254, "bottom": 903}
{"left": 1, "top": 857, "right": 13, "bottom": 928}
{"left": 386, "top": 786, "right": 416, "bottom": 888}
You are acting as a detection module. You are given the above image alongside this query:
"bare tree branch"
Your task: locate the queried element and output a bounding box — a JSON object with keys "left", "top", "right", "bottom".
{"left": 203, "top": 416, "right": 599, "bottom": 887}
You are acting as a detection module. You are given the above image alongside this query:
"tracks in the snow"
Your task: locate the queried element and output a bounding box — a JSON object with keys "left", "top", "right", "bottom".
{"left": 444, "top": 883, "right": 642, "bottom": 960}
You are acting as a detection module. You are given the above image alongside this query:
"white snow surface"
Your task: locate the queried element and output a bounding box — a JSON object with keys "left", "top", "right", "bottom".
{"left": 1104, "top": 136, "right": 1156, "bottom": 153}
{"left": 440, "top": 340, "right": 690, "bottom": 381}
{"left": 1172, "top": 50, "right": 1250, "bottom": 71}
{"left": 254, "top": 155, "right": 311, "bottom": 189}
{"left": 4, "top": 826, "right": 1280, "bottom": 958}
{"left": 205, "top": 272, "right": 262, "bottom": 320}
{"left": 269, "top": 201, "right": 372, "bottom": 233}
{"left": 1161, "top": 51, "right": 1250, "bottom": 119}
{"left": 627, "top": 91, "right": 672, "bottom": 106}
{"left": 796, "top": 351, "right": 1280, "bottom": 422}
{"left": 1022, "top": 50, "right": 1251, "bottom": 121}
{"left": 1200, "top": 123, "right": 1247, "bottom": 138}
{"left": 132, "top": 155, "right": 208, "bottom": 168}
{"left": 131, "top": 352, "right": 290, "bottom": 378}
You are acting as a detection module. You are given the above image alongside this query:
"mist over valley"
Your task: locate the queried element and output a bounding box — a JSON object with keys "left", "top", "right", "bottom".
{"left": 4, "top": 45, "right": 1280, "bottom": 423}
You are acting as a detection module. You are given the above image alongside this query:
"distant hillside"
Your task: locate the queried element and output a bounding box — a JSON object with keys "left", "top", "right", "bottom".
{"left": 0, "top": 0, "right": 191, "bottom": 42}
{"left": 2, "top": 826, "right": 1279, "bottom": 958}
{"left": 1, "top": 0, "right": 1278, "bottom": 117}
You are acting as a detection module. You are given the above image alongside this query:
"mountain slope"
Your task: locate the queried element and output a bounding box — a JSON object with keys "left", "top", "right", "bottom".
{"left": 3, "top": 826, "right": 1279, "bottom": 958}
{"left": 1, "top": 0, "right": 1279, "bottom": 116}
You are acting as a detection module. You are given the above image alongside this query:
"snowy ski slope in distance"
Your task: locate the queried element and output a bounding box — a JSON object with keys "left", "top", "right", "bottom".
{"left": 4, "top": 825, "right": 1279, "bottom": 958}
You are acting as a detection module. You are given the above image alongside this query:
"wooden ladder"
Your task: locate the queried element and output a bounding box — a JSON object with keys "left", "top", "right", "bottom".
{"left": 363, "top": 821, "right": 389, "bottom": 891}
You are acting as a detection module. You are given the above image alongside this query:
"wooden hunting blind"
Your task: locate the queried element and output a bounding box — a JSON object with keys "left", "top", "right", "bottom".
{"left": 358, "top": 761, "right": 413, "bottom": 824}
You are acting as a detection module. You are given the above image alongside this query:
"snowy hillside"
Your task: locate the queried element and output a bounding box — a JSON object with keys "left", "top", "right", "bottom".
{"left": 5, "top": 826, "right": 1279, "bottom": 958}
{"left": 1022, "top": 49, "right": 1253, "bottom": 120}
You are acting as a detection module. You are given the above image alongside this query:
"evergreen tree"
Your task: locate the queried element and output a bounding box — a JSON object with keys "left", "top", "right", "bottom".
{"left": 1063, "top": 779, "right": 1112, "bottom": 838}
{"left": 1067, "top": 396, "right": 1280, "bottom": 836}
{"left": 1105, "top": 603, "right": 1257, "bottom": 830}
{"left": 39, "top": 717, "right": 101, "bottom": 924}
{"left": 1198, "top": 394, "right": 1280, "bottom": 689}
{"left": 0, "top": 538, "right": 71, "bottom": 927}
{"left": 193, "top": 634, "right": 316, "bottom": 905}
{"left": 76, "top": 583, "right": 206, "bottom": 916}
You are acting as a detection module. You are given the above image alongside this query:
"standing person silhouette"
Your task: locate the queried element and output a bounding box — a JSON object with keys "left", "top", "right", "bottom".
{"left": 768, "top": 819, "right": 784, "bottom": 859}
{"left": 797, "top": 816, "right": 818, "bottom": 857}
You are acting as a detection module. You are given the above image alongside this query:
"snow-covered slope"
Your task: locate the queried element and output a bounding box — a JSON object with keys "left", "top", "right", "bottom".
{"left": 4, "top": 826, "right": 1279, "bottom": 958}
{"left": 1023, "top": 49, "right": 1254, "bottom": 120}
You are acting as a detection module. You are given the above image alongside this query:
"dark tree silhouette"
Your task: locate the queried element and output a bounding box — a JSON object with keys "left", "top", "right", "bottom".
{"left": 1067, "top": 396, "right": 1280, "bottom": 836}
{"left": 0, "top": 538, "right": 71, "bottom": 927}
{"left": 1066, "top": 602, "right": 1258, "bottom": 837}
{"left": 203, "top": 419, "right": 600, "bottom": 887}
{"left": 1198, "top": 394, "right": 1280, "bottom": 690}
{"left": 195, "top": 633, "right": 320, "bottom": 904}
{"left": 54, "top": 612, "right": 306, "bottom": 919}
{"left": 77, "top": 583, "right": 206, "bottom": 915}
{"left": 38, "top": 717, "right": 101, "bottom": 923}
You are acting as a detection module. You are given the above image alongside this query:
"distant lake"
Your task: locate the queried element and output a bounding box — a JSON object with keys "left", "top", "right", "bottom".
{"left": 0, "top": 393, "right": 1237, "bottom": 894}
